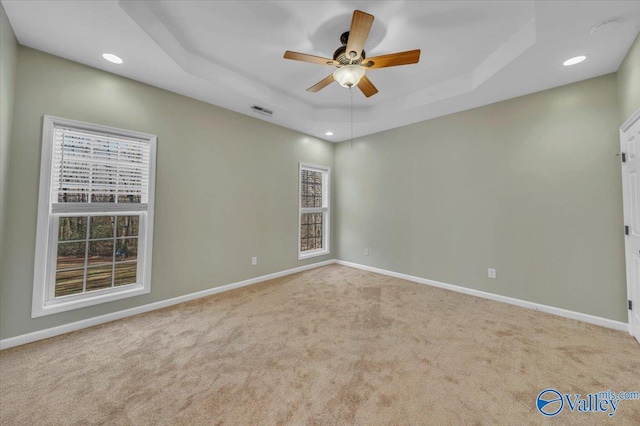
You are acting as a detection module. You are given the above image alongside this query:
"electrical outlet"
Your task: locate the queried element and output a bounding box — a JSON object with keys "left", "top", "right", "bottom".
{"left": 251, "top": 257, "right": 257, "bottom": 266}
{"left": 364, "top": 248, "right": 369, "bottom": 256}
{"left": 488, "top": 268, "right": 496, "bottom": 279}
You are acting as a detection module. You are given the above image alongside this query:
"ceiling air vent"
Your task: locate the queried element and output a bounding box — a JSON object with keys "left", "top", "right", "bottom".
{"left": 251, "top": 105, "right": 273, "bottom": 117}
{"left": 590, "top": 20, "right": 619, "bottom": 36}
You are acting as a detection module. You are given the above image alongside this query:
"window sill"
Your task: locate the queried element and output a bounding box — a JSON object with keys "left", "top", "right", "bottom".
{"left": 298, "top": 249, "right": 330, "bottom": 260}
{"left": 32, "top": 284, "right": 149, "bottom": 318}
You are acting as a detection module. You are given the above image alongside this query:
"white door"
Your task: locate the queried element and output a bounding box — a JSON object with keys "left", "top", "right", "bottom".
{"left": 620, "top": 108, "right": 640, "bottom": 344}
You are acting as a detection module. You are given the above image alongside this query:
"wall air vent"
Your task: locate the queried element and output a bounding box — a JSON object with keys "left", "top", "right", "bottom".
{"left": 251, "top": 106, "right": 273, "bottom": 117}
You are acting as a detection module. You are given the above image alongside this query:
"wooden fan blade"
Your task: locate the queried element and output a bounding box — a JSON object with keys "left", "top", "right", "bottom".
{"left": 357, "top": 75, "right": 378, "bottom": 98}
{"left": 284, "top": 51, "right": 338, "bottom": 66}
{"left": 307, "top": 74, "right": 335, "bottom": 92}
{"left": 345, "top": 10, "right": 374, "bottom": 62}
{"left": 363, "top": 50, "right": 421, "bottom": 69}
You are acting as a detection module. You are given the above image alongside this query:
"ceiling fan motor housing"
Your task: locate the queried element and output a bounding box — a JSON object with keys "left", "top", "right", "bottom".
{"left": 334, "top": 32, "right": 366, "bottom": 65}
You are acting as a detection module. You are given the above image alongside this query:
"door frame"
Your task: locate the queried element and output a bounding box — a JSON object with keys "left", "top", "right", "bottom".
{"left": 620, "top": 107, "right": 640, "bottom": 341}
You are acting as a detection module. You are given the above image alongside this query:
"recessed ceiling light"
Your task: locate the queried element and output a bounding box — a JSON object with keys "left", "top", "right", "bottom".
{"left": 325, "top": 131, "right": 334, "bottom": 136}
{"left": 102, "top": 53, "right": 123, "bottom": 64}
{"left": 563, "top": 55, "right": 586, "bottom": 66}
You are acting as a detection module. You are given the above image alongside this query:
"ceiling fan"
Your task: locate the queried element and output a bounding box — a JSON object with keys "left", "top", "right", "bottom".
{"left": 284, "top": 10, "right": 420, "bottom": 98}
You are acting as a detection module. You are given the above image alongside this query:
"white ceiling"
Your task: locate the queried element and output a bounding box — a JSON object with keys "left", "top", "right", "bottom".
{"left": 3, "top": 1, "right": 640, "bottom": 142}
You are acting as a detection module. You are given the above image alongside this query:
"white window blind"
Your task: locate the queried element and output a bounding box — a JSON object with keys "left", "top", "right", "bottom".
{"left": 52, "top": 128, "right": 150, "bottom": 204}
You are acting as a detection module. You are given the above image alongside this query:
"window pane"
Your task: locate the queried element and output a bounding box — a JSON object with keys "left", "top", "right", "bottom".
{"left": 91, "top": 194, "right": 116, "bottom": 203}
{"left": 117, "top": 194, "right": 142, "bottom": 203}
{"left": 88, "top": 240, "right": 114, "bottom": 265}
{"left": 56, "top": 241, "right": 86, "bottom": 269}
{"left": 86, "top": 265, "right": 113, "bottom": 291}
{"left": 114, "top": 262, "right": 137, "bottom": 286}
{"left": 58, "top": 193, "right": 88, "bottom": 203}
{"left": 116, "top": 216, "right": 139, "bottom": 238}
{"left": 90, "top": 164, "right": 118, "bottom": 203}
{"left": 116, "top": 238, "right": 138, "bottom": 262}
{"left": 89, "top": 216, "right": 114, "bottom": 239}
{"left": 58, "top": 216, "right": 87, "bottom": 241}
{"left": 301, "top": 169, "right": 323, "bottom": 208}
{"left": 55, "top": 269, "right": 84, "bottom": 297}
{"left": 300, "top": 212, "right": 323, "bottom": 252}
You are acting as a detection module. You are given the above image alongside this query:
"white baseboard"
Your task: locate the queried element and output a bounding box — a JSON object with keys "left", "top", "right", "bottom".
{"left": 335, "top": 260, "right": 630, "bottom": 333}
{"left": 0, "top": 260, "right": 334, "bottom": 350}
{"left": 2, "top": 258, "right": 630, "bottom": 350}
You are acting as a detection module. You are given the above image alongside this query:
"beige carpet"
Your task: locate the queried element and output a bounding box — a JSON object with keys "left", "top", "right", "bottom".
{"left": 1, "top": 264, "right": 639, "bottom": 425}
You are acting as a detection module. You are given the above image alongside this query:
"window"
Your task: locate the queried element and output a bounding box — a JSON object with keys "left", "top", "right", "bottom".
{"left": 298, "top": 162, "right": 330, "bottom": 259}
{"left": 32, "top": 116, "right": 157, "bottom": 317}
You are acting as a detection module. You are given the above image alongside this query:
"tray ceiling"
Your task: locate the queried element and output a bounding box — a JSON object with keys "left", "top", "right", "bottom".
{"left": 3, "top": 1, "right": 640, "bottom": 141}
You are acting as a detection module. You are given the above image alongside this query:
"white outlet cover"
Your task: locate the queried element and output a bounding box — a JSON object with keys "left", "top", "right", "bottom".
{"left": 251, "top": 257, "right": 257, "bottom": 265}
{"left": 488, "top": 268, "right": 496, "bottom": 278}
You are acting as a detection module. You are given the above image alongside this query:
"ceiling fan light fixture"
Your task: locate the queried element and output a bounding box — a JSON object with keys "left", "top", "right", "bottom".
{"left": 333, "top": 65, "right": 365, "bottom": 88}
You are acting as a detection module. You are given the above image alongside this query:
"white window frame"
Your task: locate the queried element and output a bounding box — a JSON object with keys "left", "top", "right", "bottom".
{"left": 298, "top": 162, "right": 330, "bottom": 260}
{"left": 31, "top": 115, "right": 157, "bottom": 318}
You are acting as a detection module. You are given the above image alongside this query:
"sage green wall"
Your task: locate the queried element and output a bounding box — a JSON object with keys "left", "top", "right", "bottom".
{"left": 0, "top": 4, "right": 18, "bottom": 290}
{"left": 618, "top": 32, "right": 640, "bottom": 122}
{"left": 1, "top": 46, "right": 335, "bottom": 339}
{"left": 335, "top": 73, "right": 627, "bottom": 322}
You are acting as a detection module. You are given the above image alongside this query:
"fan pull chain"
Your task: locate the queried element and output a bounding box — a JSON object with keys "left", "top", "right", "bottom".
{"left": 350, "top": 87, "right": 353, "bottom": 150}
